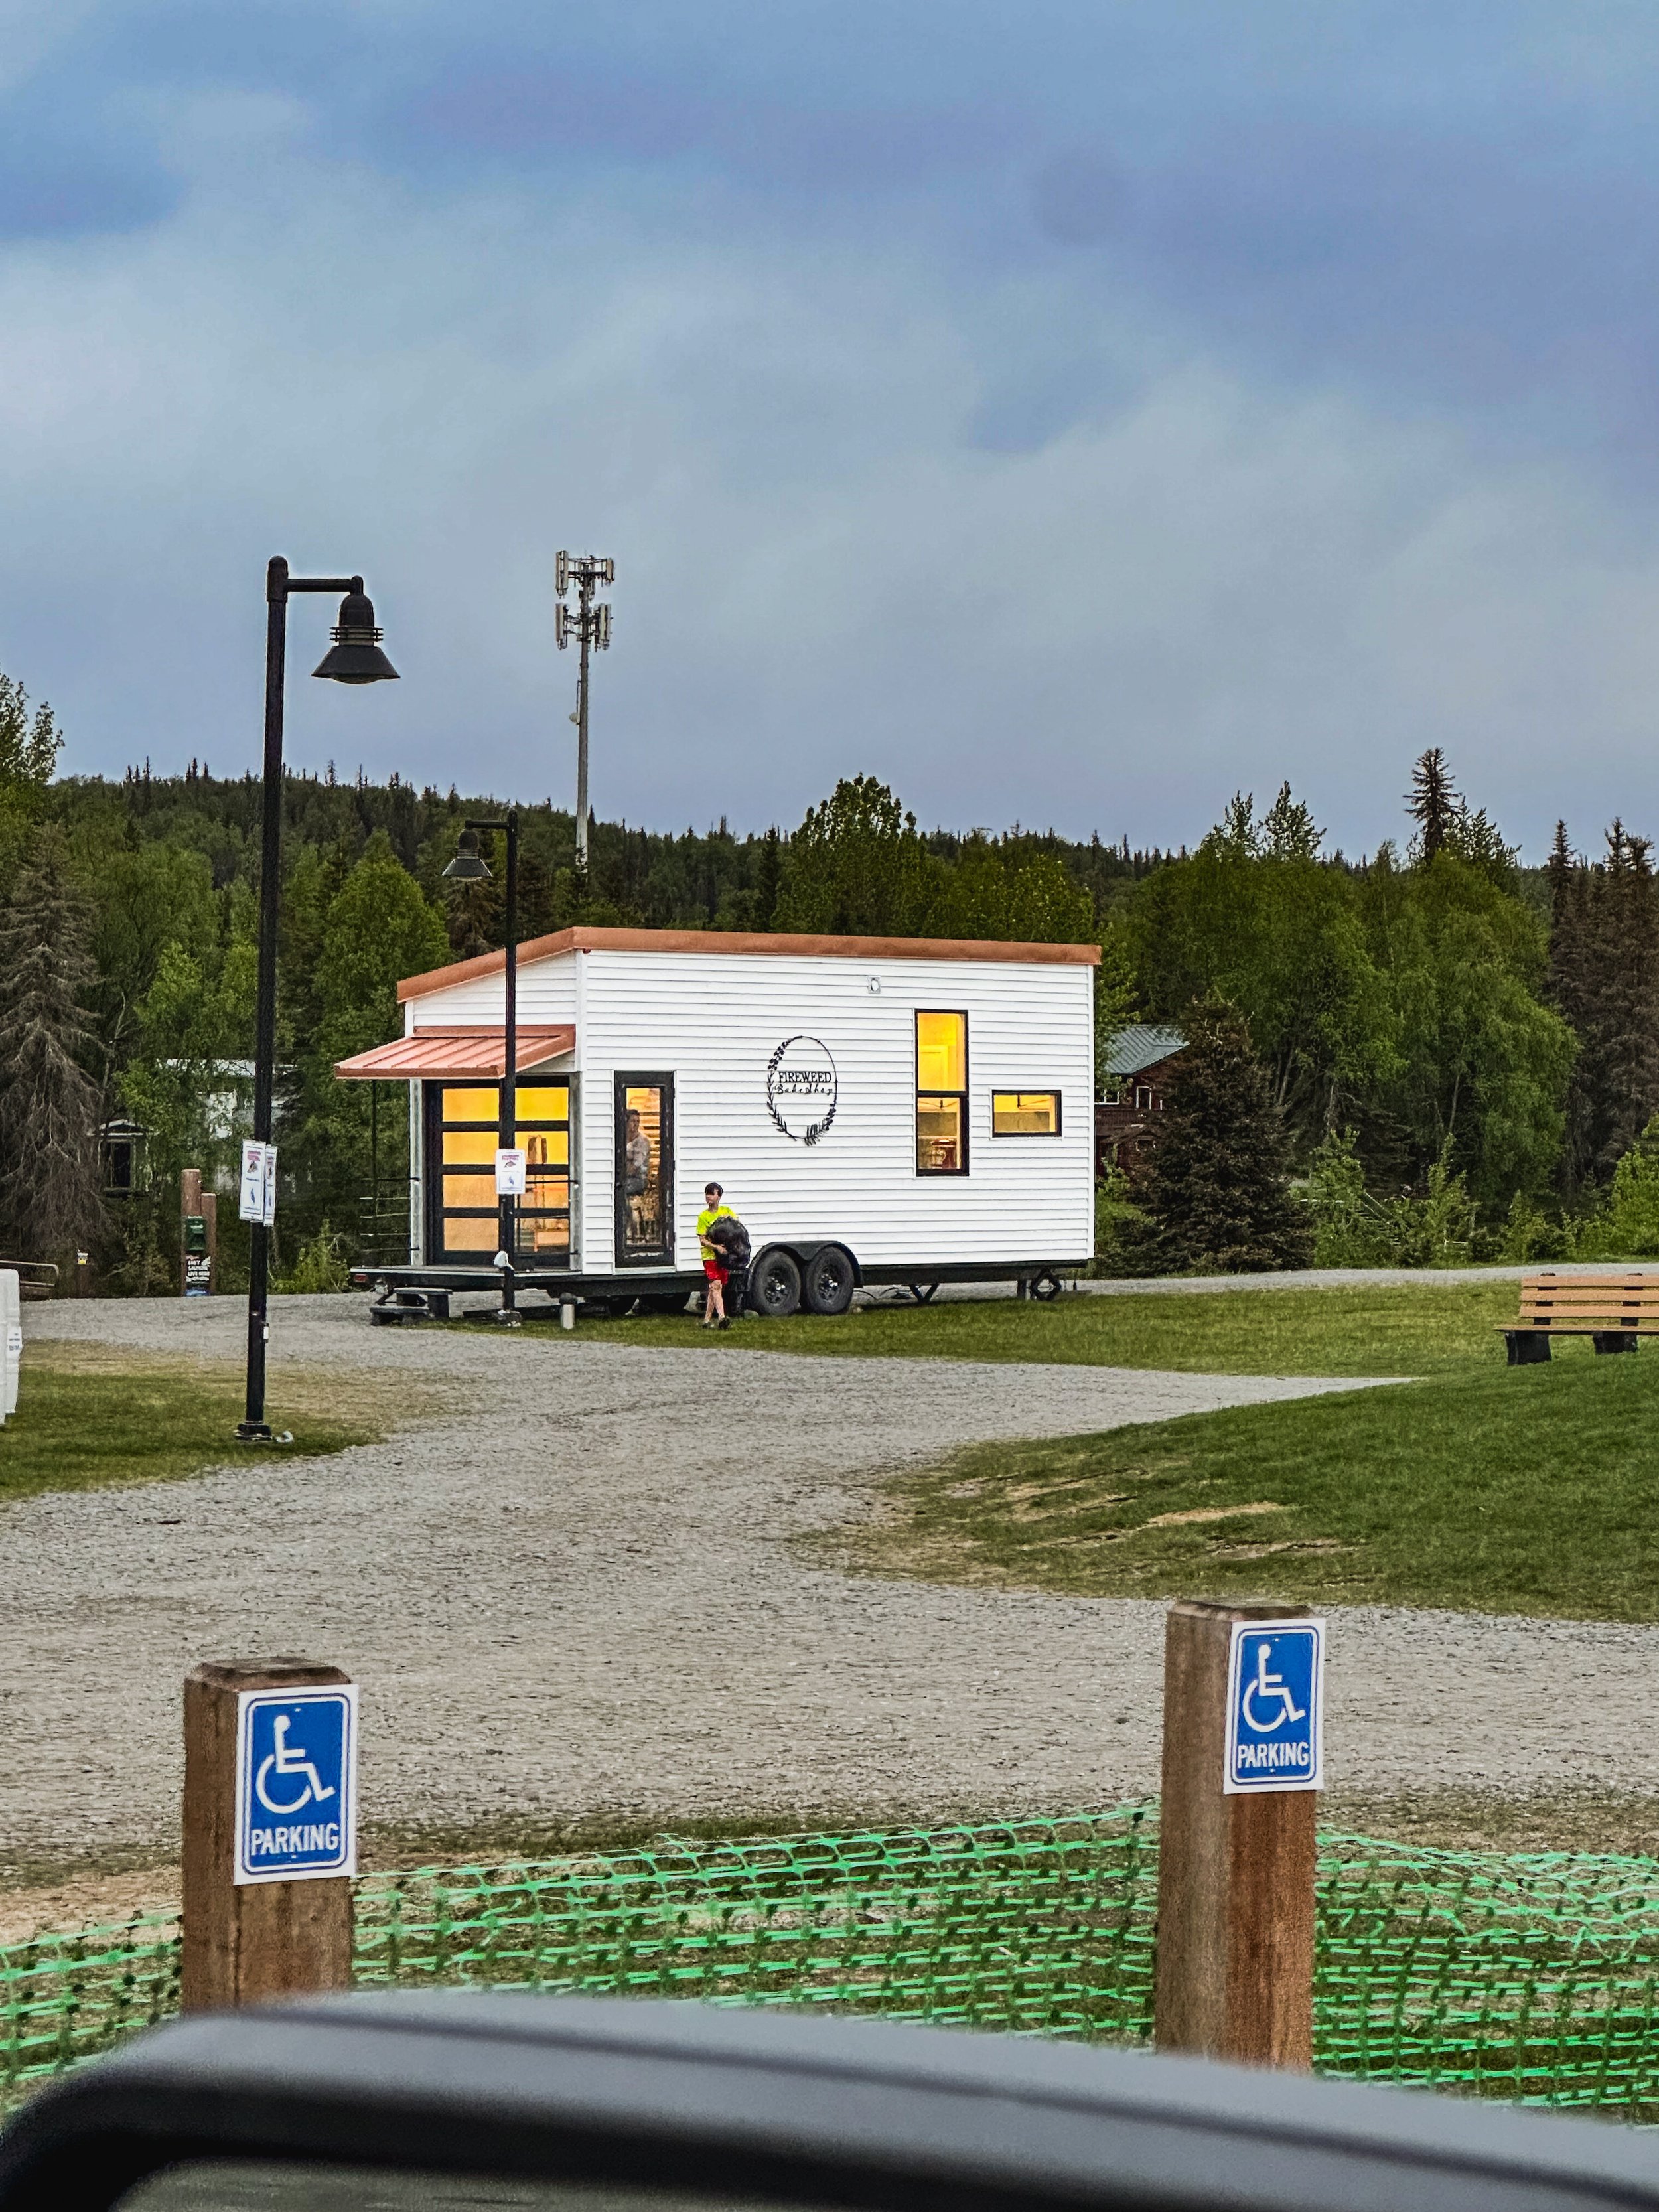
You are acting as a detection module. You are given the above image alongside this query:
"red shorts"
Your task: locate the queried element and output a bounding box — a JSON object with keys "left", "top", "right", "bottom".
{"left": 703, "top": 1260, "right": 727, "bottom": 1283}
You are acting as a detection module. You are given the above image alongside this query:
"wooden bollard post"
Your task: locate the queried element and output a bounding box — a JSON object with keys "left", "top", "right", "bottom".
{"left": 1154, "top": 1600, "right": 1324, "bottom": 2069}
{"left": 182, "top": 1659, "right": 358, "bottom": 2011}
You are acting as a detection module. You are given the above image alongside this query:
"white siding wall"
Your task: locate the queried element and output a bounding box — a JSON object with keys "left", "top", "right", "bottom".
{"left": 407, "top": 948, "right": 1093, "bottom": 1276}
{"left": 403, "top": 962, "right": 581, "bottom": 1031}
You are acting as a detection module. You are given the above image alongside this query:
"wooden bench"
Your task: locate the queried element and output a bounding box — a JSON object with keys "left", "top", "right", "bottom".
{"left": 1502, "top": 1272, "right": 1659, "bottom": 1363}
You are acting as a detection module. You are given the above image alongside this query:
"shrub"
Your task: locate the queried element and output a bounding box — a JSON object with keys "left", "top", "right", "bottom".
{"left": 1498, "top": 1191, "right": 1569, "bottom": 1264}
{"left": 1577, "top": 1118, "right": 1659, "bottom": 1258}
{"left": 1304, "top": 1129, "right": 1486, "bottom": 1268}
{"left": 1373, "top": 1140, "right": 1477, "bottom": 1268}
{"left": 1090, "top": 1167, "right": 1163, "bottom": 1277}
{"left": 275, "top": 1219, "right": 352, "bottom": 1294}
{"left": 1303, "top": 1130, "right": 1389, "bottom": 1267}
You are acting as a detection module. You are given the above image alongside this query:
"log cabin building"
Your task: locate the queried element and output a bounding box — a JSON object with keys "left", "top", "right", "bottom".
{"left": 1094, "top": 1025, "right": 1187, "bottom": 1177}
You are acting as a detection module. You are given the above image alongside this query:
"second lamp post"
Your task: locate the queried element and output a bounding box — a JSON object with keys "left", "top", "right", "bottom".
{"left": 443, "top": 812, "right": 521, "bottom": 1323}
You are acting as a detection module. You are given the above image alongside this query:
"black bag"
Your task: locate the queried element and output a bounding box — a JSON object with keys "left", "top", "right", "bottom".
{"left": 707, "top": 1216, "right": 751, "bottom": 1266}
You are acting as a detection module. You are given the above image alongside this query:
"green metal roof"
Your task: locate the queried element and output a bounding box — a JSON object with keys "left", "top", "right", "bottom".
{"left": 1101, "top": 1024, "right": 1187, "bottom": 1078}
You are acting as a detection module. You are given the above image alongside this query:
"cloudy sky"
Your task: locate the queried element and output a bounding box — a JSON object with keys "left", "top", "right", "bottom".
{"left": 3, "top": 1, "right": 1658, "bottom": 858}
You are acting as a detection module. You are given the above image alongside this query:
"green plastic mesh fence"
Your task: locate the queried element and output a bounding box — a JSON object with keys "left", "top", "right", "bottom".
{"left": 9, "top": 1806, "right": 1659, "bottom": 2118}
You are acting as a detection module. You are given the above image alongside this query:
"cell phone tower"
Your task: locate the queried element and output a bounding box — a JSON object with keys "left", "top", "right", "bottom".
{"left": 555, "top": 552, "right": 614, "bottom": 877}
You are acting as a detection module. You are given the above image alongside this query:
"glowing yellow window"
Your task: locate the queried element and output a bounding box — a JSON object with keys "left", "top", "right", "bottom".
{"left": 442, "top": 1172, "right": 499, "bottom": 1210}
{"left": 992, "top": 1092, "right": 1060, "bottom": 1137}
{"left": 916, "top": 1012, "right": 966, "bottom": 1092}
{"left": 916, "top": 1013, "right": 968, "bottom": 1175}
{"left": 441, "top": 1087, "right": 500, "bottom": 1122}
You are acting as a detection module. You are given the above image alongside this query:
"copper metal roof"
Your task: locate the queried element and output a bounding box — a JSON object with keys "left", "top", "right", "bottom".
{"left": 398, "top": 925, "right": 1101, "bottom": 1001}
{"left": 333, "top": 1027, "right": 575, "bottom": 1081}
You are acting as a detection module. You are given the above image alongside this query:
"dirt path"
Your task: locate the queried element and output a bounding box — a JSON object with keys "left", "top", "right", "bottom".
{"left": 5, "top": 1294, "right": 1651, "bottom": 1870}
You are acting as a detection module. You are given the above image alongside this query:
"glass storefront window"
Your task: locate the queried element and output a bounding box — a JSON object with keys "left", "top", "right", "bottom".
{"left": 427, "top": 1080, "right": 571, "bottom": 1266}
{"left": 991, "top": 1091, "right": 1060, "bottom": 1136}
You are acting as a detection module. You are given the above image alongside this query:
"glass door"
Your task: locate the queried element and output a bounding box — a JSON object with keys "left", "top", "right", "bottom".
{"left": 424, "top": 1082, "right": 571, "bottom": 1266}
{"left": 614, "top": 1074, "right": 674, "bottom": 1266}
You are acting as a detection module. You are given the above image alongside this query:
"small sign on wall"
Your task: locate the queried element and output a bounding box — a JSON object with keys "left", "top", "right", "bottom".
{"left": 494, "top": 1147, "right": 527, "bottom": 1195}
{"left": 766, "top": 1035, "right": 839, "bottom": 1146}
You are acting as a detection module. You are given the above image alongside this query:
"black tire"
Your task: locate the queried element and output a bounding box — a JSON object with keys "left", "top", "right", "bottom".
{"left": 802, "top": 1245, "right": 856, "bottom": 1316}
{"left": 749, "top": 1247, "right": 802, "bottom": 1319}
{"left": 1030, "top": 1272, "right": 1064, "bottom": 1303}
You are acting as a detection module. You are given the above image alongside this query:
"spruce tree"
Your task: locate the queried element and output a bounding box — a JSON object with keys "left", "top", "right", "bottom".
{"left": 0, "top": 832, "right": 107, "bottom": 1261}
{"left": 1407, "top": 747, "right": 1458, "bottom": 861}
{"left": 1135, "top": 998, "right": 1314, "bottom": 1272}
{"left": 1546, "top": 821, "right": 1596, "bottom": 1190}
{"left": 1549, "top": 820, "right": 1659, "bottom": 1191}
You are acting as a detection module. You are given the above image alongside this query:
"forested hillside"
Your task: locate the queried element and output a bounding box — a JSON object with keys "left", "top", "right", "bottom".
{"left": 0, "top": 664, "right": 1652, "bottom": 1287}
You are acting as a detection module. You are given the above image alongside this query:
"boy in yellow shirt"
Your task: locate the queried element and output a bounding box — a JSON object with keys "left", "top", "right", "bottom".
{"left": 697, "top": 1182, "right": 735, "bottom": 1328}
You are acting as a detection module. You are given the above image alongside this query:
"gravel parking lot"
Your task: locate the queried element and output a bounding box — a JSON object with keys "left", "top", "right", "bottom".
{"left": 6, "top": 1292, "right": 1653, "bottom": 1864}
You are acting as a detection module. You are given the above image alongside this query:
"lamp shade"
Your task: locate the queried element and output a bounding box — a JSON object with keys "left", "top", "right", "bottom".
{"left": 442, "top": 828, "right": 492, "bottom": 882}
{"left": 312, "top": 590, "right": 399, "bottom": 684}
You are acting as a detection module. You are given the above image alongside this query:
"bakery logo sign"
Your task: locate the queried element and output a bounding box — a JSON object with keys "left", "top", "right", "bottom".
{"left": 766, "top": 1035, "right": 838, "bottom": 1145}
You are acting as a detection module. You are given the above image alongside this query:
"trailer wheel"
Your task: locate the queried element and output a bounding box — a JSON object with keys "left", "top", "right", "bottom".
{"left": 802, "top": 1246, "right": 855, "bottom": 1316}
{"left": 1030, "top": 1271, "right": 1064, "bottom": 1302}
{"left": 749, "top": 1247, "right": 802, "bottom": 1319}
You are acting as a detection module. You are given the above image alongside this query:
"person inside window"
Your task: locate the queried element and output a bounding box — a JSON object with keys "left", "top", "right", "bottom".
{"left": 697, "top": 1181, "right": 734, "bottom": 1329}
{"left": 624, "top": 1108, "right": 654, "bottom": 1244}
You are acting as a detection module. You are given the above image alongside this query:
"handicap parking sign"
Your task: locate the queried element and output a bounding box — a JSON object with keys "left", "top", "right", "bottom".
{"left": 234, "top": 1685, "right": 358, "bottom": 1884}
{"left": 1224, "top": 1619, "right": 1324, "bottom": 1794}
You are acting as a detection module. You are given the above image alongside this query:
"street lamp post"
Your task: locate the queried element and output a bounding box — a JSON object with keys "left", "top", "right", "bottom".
{"left": 237, "top": 556, "right": 397, "bottom": 1444}
{"left": 554, "top": 553, "right": 614, "bottom": 877}
{"left": 442, "top": 812, "right": 520, "bottom": 1323}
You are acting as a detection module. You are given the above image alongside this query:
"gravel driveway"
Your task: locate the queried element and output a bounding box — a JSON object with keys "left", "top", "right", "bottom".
{"left": 5, "top": 1293, "right": 1649, "bottom": 1861}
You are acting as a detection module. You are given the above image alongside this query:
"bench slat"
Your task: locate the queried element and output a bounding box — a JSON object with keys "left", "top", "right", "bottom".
{"left": 1524, "top": 1275, "right": 1659, "bottom": 1288}
{"left": 1518, "top": 1295, "right": 1659, "bottom": 1305}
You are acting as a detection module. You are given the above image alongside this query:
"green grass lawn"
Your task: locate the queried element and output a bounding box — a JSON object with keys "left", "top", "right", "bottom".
{"left": 0, "top": 1348, "right": 381, "bottom": 1504}
{"left": 835, "top": 1351, "right": 1659, "bottom": 1621}
{"left": 615, "top": 1278, "right": 1528, "bottom": 1377}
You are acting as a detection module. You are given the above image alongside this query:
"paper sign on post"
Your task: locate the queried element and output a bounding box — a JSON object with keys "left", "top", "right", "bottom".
{"left": 494, "top": 1147, "right": 527, "bottom": 1197}
{"left": 1223, "top": 1617, "right": 1325, "bottom": 1793}
{"left": 234, "top": 1684, "right": 358, "bottom": 1884}
{"left": 238, "top": 1142, "right": 264, "bottom": 1222}
{"left": 239, "top": 1141, "right": 278, "bottom": 1226}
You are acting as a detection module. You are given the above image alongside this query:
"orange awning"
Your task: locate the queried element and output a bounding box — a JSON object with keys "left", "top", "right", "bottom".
{"left": 334, "top": 1027, "right": 575, "bottom": 1081}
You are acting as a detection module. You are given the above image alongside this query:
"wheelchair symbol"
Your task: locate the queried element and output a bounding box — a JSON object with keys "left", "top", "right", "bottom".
{"left": 1240, "top": 1641, "right": 1306, "bottom": 1735}
{"left": 255, "top": 1713, "right": 337, "bottom": 1817}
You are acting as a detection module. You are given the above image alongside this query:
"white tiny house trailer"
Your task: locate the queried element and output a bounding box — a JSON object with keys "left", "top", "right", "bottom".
{"left": 338, "top": 926, "right": 1097, "bottom": 1316}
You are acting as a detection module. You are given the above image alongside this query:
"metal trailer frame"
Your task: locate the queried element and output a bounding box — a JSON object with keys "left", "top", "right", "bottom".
{"left": 351, "top": 1246, "right": 1090, "bottom": 1323}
